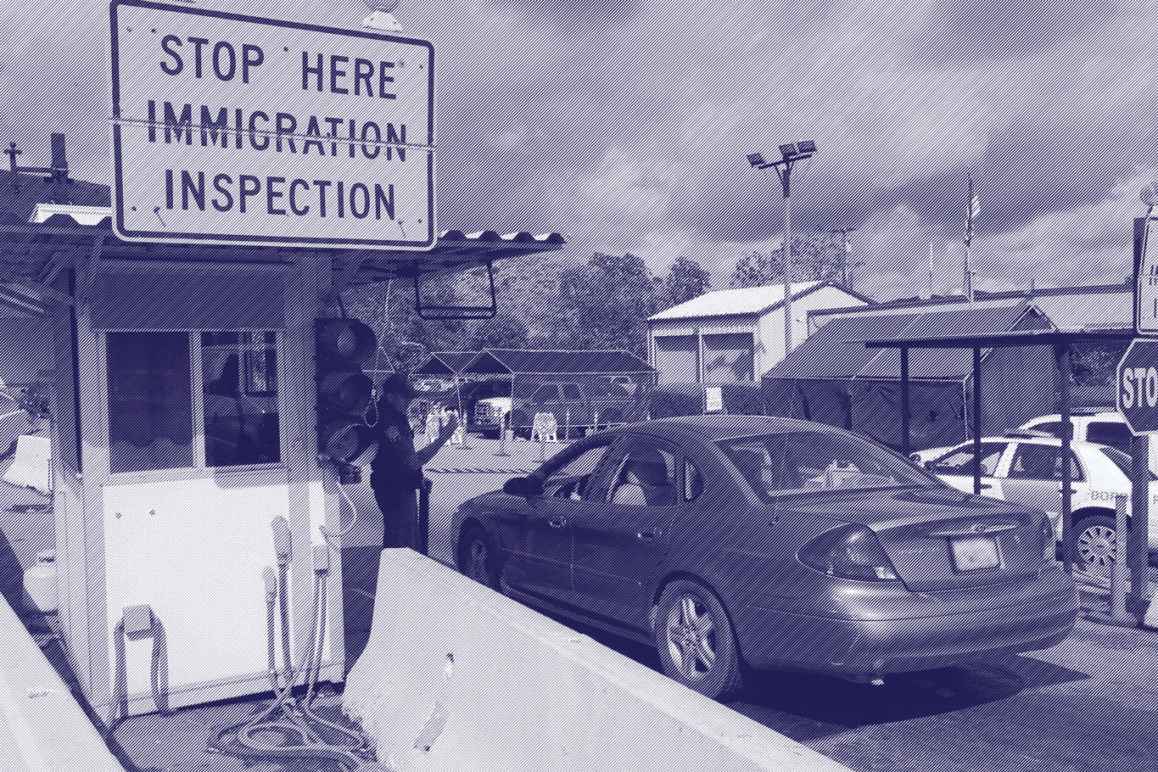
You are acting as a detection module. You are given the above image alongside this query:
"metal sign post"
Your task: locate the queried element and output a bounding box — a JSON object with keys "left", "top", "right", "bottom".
{"left": 109, "top": 0, "right": 435, "bottom": 250}
{"left": 1135, "top": 215, "right": 1158, "bottom": 336}
{"left": 1116, "top": 340, "right": 1156, "bottom": 625}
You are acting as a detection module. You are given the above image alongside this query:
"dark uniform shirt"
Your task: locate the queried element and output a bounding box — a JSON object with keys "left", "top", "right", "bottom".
{"left": 370, "top": 403, "right": 422, "bottom": 503}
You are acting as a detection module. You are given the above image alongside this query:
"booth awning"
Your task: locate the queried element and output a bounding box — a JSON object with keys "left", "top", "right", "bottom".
{"left": 0, "top": 207, "right": 566, "bottom": 309}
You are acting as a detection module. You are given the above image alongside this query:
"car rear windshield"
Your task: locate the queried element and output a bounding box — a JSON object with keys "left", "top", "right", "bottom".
{"left": 1099, "top": 446, "right": 1158, "bottom": 481}
{"left": 718, "top": 431, "right": 936, "bottom": 499}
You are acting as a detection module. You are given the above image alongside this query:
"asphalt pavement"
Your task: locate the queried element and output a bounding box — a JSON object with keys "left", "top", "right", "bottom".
{"left": 418, "top": 438, "right": 1158, "bottom": 772}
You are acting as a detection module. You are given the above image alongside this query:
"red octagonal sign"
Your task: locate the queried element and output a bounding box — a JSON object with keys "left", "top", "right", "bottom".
{"left": 1117, "top": 339, "right": 1158, "bottom": 434}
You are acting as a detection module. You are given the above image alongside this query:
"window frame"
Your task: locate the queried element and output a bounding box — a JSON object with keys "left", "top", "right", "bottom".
{"left": 599, "top": 434, "right": 683, "bottom": 508}
{"left": 99, "top": 329, "right": 288, "bottom": 483}
{"left": 928, "top": 441, "right": 1009, "bottom": 477}
{"left": 1003, "top": 442, "right": 1085, "bottom": 483}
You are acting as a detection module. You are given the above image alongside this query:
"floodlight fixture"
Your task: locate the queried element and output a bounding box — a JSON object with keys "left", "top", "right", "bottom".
{"left": 745, "top": 138, "right": 820, "bottom": 356}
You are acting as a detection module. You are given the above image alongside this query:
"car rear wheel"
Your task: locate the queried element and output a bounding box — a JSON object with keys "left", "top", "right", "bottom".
{"left": 654, "top": 580, "right": 743, "bottom": 701}
{"left": 1071, "top": 515, "right": 1118, "bottom": 575}
{"left": 458, "top": 525, "right": 499, "bottom": 590}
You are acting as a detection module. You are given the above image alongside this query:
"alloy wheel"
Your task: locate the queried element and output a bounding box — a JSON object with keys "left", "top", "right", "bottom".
{"left": 1076, "top": 524, "right": 1118, "bottom": 573}
{"left": 664, "top": 594, "right": 718, "bottom": 681}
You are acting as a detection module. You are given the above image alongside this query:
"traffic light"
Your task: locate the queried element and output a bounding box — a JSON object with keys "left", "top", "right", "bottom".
{"left": 314, "top": 318, "right": 377, "bottom": 463}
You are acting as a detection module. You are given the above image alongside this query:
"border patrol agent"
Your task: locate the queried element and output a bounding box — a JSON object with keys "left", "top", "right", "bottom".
{"left": 371, "top": 373, "right": 457, "bottom": 549}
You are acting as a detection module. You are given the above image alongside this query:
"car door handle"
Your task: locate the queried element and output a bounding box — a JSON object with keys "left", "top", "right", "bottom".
{"left": 548, "top": 516, "right": 568, "bottom": 529}
{"left": 636, "top": 527, "right": 662, "bottom": 541}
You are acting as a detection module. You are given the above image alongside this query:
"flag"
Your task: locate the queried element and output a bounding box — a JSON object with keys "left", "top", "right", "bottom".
{"left": 964, "top": 176, "right": 980, "bottom": 247}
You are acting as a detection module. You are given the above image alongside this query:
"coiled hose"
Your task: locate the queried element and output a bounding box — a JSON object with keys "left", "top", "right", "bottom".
{"left": 209, "top": 555, "right": 373, "bottom": 769}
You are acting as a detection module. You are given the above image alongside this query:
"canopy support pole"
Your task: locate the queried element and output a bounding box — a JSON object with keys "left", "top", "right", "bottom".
{"left": 900, "top": 347, "right": 910, "bottom": 458}
{"left": 972, "top": 346, "right": 982, "bottom": 496}
{"left": 1056, "top": 344, "right": 1073, "bottom": 574}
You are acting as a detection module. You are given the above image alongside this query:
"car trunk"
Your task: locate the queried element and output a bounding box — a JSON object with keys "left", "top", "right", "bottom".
{"left": 788, "top": 485, "right": 1045, "bottom": 592}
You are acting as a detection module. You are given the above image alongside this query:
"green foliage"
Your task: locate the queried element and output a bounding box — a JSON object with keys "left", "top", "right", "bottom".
{"left": 661, "top": 256, "right": 712, "bottom": 308}
{"left": 730, "top": 234, "right": 857, "bottom": 289}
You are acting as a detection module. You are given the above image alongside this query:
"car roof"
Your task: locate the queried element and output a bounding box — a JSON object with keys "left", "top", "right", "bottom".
{"left": 617, "top": 415, "right": 838, "bottom": 443}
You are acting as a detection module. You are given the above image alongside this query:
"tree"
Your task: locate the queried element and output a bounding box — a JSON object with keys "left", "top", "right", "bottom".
{"left": 460, "top": 312, "right": 529, "bottom": 350}
{"left": 543, "top": 252, "right": 660, "bottom": 356}
{"left": 661, "top": 256, "right": 712, "bottom": 309}
{"left": 730, "top": 235, "right": 852, "bottom": 289}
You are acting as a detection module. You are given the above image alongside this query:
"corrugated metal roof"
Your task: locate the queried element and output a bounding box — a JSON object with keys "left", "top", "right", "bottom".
{"left": 764, "top": 303, "right": 1042, "bottom": 382}
{"left": 649, "top": 281, "right": 826, "bottom": 321}
{"left": 1030, "top": 290, "right": 1131, "bottom": 331}
{"left": 0, "top": 205, "right": 565, "bottom": 288}
{"left": 463, "top": 349, "right": 653, "bottom": 376}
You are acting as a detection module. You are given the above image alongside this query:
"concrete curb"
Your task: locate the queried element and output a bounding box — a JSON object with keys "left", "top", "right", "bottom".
{"left": 1074, "top": 572, "right": 1158, "bottom": 632}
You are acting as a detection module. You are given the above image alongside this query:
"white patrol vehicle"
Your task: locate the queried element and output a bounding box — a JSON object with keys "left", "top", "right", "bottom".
{"left": 916, "top": 432, "right": 1158, "bottom": 573}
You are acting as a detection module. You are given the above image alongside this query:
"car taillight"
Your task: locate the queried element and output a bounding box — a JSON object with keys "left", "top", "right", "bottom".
{"left": 798, "top": 524, "right": 900, "bottom": 582}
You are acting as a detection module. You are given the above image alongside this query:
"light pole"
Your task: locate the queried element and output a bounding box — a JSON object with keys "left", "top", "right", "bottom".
{"left": 748, "top": 141, "right": 817, "bottom": 356}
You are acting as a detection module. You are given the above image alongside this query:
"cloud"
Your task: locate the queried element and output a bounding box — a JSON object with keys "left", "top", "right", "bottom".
{"left": 0, "top": 0, "right": 1151, "bottom": 300}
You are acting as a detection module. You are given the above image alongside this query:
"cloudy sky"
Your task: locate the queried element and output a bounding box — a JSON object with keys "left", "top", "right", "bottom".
{"left": 1, "top": 0, "right": 1154, "bottom": 299}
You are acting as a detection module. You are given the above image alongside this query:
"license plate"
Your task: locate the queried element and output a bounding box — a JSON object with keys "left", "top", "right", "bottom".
{"left": 951, "top": 536, "right": 1000, "bottom": 572}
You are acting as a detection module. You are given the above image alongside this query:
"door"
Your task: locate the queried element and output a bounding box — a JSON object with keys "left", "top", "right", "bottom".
{"left": 999, "top": 442, "right": 1083, "bottom": 520}
{"left": 502, "top": 438, "right": 617, "bottom": 603}
{"left": 925, "top": 441, "right": 1010, "bottom": 498}
{"left": 570, "top": 435, "right": 682, "bottom": 626}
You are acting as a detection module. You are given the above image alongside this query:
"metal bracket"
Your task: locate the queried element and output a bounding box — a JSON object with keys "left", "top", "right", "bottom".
{"left": 414, "top": 262, "right": 498, "bottom": 320}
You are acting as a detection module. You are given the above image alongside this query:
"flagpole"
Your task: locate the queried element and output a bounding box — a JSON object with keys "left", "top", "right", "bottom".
{"left": 964, "top": 175, "right": 977, "bottom": 303}
{"left": 928, "top": 241, "right": 936, "bottom": 298}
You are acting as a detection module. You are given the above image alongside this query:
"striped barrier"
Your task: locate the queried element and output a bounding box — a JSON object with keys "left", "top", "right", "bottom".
{"left": 425, "top": 467, "right": 535, "bottom": 475}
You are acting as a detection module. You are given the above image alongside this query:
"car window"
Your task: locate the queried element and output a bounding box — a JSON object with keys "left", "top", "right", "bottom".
{"left": 684, "top": 459, "right": 704, "bottom": 501}
{"left": 1087, "top": 421, "right": 1131, "bottom": 452}
{"left": 605, "top": 440, "right": 679, "bottom": 507}
{"left": 720, "top": 431, "right": 935, "bottom": 499}
{"left": 928, "top": 442, "right": 1007, "bottom": 476}
{"left": 531, "top": 385, "right": 558, "bottom": 402}
{"left": 1006, "top": 444, "right": 1084, "bottom": 482}
{"left": 541, "top": 441, "right": 613, "bottom": 501}
{"left": 561, "top": 384, "right": 583, "bottom": 401}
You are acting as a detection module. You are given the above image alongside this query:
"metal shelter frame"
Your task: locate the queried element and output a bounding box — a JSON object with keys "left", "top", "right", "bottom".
{"left": 865, "top": 328, "right": 1135, "bottom": 575}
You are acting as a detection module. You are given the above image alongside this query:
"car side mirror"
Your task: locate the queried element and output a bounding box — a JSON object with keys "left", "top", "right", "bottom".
{"left": 504, "top": 476, "right": 544, "bottom": 498}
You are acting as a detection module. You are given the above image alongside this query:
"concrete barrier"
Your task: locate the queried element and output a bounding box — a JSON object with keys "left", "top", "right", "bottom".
{"left": 0, "top": 596, "right": 121, "bottom": 770}
{"left": 344, "top": 550, "right": 847, "bottom": 771}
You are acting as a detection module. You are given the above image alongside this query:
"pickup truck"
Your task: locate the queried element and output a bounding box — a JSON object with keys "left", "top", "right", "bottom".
{"left": 507, "top": 378, "right": 647, "bottom": 439}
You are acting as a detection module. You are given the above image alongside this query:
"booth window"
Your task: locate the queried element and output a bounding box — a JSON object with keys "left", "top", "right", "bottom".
{"left": 201, "top": 332, "right": 281, "bottom": 467}
{"left": 106, "top": 332, "right": 195, "bottom": 473}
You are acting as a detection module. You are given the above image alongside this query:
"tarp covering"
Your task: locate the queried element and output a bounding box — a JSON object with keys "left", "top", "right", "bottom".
{"left": 412, "top": 351, "right": 480, "bottom": 377}
{"left": 462, "top": 349, "right": 653, "bottom": 377}
{"left": 763, "top": 304, "right": 1056, "bottom": 451}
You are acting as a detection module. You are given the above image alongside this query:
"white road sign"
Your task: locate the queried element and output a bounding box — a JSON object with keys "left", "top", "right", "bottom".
{"left": 109, "top": 0, "right": 435, "bottom": 250}
{"left": 1135, "top": 215, "right": 1158, "bottom": 335}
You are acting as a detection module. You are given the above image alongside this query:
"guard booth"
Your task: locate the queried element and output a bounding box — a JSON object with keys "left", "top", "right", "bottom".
{"left": 0, "top": 208, "right": 563, "bottom": 718}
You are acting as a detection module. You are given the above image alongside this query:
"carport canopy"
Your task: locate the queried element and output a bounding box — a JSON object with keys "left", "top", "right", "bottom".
{"left": 863, "top": 328, "right": 1135, "bottom": 575}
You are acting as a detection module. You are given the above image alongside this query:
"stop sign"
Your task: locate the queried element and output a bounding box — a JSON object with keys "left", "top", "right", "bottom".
{"left": 1117, "top": 340, "right": 1158, "bottom": 434}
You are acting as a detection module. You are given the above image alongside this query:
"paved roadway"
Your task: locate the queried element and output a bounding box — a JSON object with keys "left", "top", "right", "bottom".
{"left": 417, "top": 439, "right": 1158, "bottom": 772}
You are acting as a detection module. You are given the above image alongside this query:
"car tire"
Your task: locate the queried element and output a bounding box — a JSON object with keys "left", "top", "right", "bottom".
{"left": 654, "top": 579, "right": 744, "bottom": 701}
{"left": 458, "top": 525, "right": 499, "bottom": 590}
{"left": 1070, "top": 514, "right": 1119, "bottom": 575}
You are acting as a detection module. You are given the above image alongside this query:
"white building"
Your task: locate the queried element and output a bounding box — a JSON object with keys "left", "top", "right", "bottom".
{"left": 646, "top": 280, "right": 869, "bottom": 384}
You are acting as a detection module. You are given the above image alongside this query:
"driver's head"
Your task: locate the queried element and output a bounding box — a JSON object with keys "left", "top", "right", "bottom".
{"left": 624, "top": 450, "right": 668, "bottom": 487}
{"left": 1022, "top": 447, "right": 1057, "bottom": 478}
